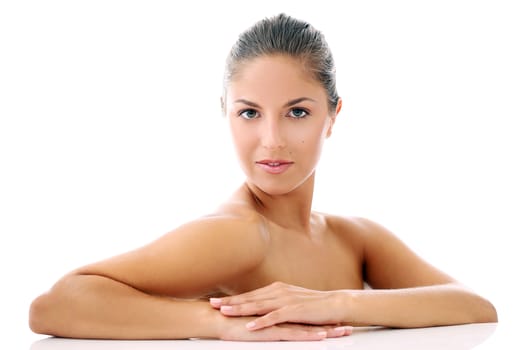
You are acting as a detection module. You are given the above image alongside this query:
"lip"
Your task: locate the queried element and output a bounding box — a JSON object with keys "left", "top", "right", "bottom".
{"left": 255, "top": 159, "right": 294, "bottom": 175}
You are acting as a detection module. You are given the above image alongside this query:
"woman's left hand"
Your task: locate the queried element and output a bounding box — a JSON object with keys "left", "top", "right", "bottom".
{"left": 209, "top": 282, "right": 349, "bottom": 331}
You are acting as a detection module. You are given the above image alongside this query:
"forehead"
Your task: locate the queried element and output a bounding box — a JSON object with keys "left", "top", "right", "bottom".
{"left": 226, "top": 55, "right": 326, "bottom": 103}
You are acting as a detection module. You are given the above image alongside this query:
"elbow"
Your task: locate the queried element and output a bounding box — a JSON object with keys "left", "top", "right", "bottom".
{"left": 29, "top": 274, "right": 80, "bottom": 336}
{"left": 466, "top": 291, "right": 498, "bottom": 324}
{"left": 29, "top": 293, "right": 55, "bottom": 335}
{"left": 450, "top": 283, "right": 498, "bottom": 324}
{"left": 479, "top": 299, "right": 498, "bottom": 323}
{"left": 447, "top": 283, "right": 498, "bottom": 325}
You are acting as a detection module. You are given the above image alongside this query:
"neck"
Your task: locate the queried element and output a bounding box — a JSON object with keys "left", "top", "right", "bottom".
{"left": 243, "top": 174, "right": 316, "bottom": 233}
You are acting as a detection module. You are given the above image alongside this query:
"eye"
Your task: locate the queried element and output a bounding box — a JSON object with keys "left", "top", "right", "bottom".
{"left": 288, "top": 108, "right": 309, "bottom": 119}
{"left": 239, "top": 109, "right": 259, "bottom": 120}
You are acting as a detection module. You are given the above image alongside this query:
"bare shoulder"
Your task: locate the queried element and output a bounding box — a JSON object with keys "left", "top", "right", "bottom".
{"left": 322, "top": 212, "right": 421, "bottom": 259}
{"left": 74, "top": 208, "right": 270, "bottom": 298}
{"left": 322, "top": 213, "right": 387, "bottom": 242}
{"left": 319, "top": 214, "right": 381, "bottom": 264}
{"left": 182, "top": 208, "right": 270, "bottom": 249}
{"left": 322, "top": 213, "right": 454, "bottom": 288}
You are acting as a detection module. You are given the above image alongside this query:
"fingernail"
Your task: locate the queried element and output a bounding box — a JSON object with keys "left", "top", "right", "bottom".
{"left": 334, "top": 326, "right": 353, "bottom": 335}
{"left": 220, "top": 305, "right": 233, "bottom": 312}
{"left": 246, "top": 321, "right": 256, "bottom": 329}
{"left": 209, "top": 298, "right": 221, "bottom": 306}
{"left": 317, "top": 331, "right": 328, "bottom": 337}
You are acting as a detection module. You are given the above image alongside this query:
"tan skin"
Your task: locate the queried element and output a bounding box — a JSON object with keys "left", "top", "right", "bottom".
{"left": 29, "top": 54, "right": 497, "bottom": 341}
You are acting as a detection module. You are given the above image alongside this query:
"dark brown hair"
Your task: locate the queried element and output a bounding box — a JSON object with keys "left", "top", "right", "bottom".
{"left": 224, "top": 13, "right": 339, "bottom": 112}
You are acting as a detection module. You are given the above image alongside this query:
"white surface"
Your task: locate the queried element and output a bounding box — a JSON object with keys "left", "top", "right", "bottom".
{"left": 1, "top": 0, "right": 523, "bottom": 348}
{"left": 30, "top": 324, "right": 499, "bottom": 350}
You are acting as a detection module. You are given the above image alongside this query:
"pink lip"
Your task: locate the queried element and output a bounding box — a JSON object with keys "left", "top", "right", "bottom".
{"left": 255, "top": 160, "right": 294, "bottom": 175}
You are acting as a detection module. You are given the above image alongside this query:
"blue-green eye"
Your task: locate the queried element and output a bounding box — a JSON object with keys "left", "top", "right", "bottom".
{"left": 288, "top": 108, "right": 308, "bottom": 119}
{"left": 239, "top": 109, "right": 259, "bottom": 119}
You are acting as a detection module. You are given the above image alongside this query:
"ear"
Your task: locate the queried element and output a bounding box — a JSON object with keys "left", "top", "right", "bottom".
{"left": 326, "top": 98, "right": 342, "bottom": 138}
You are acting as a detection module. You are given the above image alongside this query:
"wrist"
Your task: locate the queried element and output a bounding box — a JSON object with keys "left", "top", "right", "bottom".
{"left": 193, "top": 301, "right": 225, "bottom": 339}
{"left": 335, "top": 289, "right": 362, "bottom": 326}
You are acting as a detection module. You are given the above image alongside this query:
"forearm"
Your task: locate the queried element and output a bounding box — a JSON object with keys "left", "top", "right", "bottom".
{"left": 29, "top": 274, "right": 221, "bottom": 339}
{"left": 339, "top": 283, "right": 497, "bottom": 328}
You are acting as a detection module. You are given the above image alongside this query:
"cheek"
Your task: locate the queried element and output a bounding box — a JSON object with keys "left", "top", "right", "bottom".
{"left": 229, "top": 122, "right": 254, "bottom": 156}
{"left": 296, "top": 127, "right": 327, "bottom": 162}
{"left": 296, "top": 125, "right": 326, "bottom": 148}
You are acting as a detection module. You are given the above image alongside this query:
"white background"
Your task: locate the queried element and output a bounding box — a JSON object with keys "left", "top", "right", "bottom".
{"left": 1, "top": 0, "right": 523, "bottom": 347}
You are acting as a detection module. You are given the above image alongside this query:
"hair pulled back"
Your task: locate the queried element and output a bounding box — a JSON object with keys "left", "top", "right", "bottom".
{"left": 224, "top": 13, "right": 339, "bottom": 112}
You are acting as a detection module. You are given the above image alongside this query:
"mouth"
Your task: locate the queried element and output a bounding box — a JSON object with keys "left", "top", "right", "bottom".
{"left": 255, "top": 160, "right": 294, "bottom": 174}
{"left": 256, "top": 159, "right": 293, "bottom": 166}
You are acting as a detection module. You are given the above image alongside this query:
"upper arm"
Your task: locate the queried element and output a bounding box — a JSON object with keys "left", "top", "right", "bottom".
{"left": 356, "top": 218, "right": 455, "bottom": 289}
{"left": 72, "top": 215, "right": 269, "bottom": 298}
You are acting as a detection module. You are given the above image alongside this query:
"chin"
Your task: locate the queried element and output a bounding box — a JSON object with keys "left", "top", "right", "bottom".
{"left": 248, "top": 178, "right": 305, "bottom": 197}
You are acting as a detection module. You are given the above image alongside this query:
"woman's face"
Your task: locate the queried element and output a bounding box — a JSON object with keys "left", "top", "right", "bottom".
{"left": 224, "top": 55, "right": 340, "bottom": 195}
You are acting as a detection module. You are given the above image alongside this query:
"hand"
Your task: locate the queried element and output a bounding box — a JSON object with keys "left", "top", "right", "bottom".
{"left": 210, "top": 282, "right": 350, "bottom": 332}
{"left": 217, "top": 314, "right": 352, "bottom": 341}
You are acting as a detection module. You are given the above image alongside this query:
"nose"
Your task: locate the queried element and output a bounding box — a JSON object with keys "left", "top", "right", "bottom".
{"left": 260, "top": 116, "right": 286, "bottom": 150}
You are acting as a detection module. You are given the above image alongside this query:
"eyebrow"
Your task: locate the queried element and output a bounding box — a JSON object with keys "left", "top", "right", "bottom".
{"left": 233, "top": 97, "right": 317, "bottom": 108}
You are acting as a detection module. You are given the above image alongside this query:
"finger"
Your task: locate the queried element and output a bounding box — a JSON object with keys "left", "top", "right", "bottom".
{"left": 211, "top": 285, "right": 278, "bottom": 307}
{"left": 270, "top": 324, "right": 351, "bottom": 341}
{"left": 244, "top": 304, "right": 352, "bottom": 333}
{"left": 219, "top": 299, "right": 281, "bottom": 316}
{"left": 325, "top": 326, "right": 353, "bottom": 338}
{"left": 258, "top": 327, "right": 328, "bottom": 342}
{"left": 209, "top": 298, "right": 222, "bottom": 308}
{"left": 246, "top": 308, "right": 288, "bottom": 330}
{"left": 279, "top": 329, "right": 327, "bottom": 341}
{"left": 260, "top": 325, "right": 350, "bottom": 341}
{"left": 231, "top": 286, "right": 284, "bottom": 304}
{"left": 211, "top": 294, "right": 274, "bottom": 309}
{"left": 220, "top": 324, "right": 327, "bottom": 342}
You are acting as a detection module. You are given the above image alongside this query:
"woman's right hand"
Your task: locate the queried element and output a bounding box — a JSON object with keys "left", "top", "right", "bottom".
{"left": 216, "top": 313, "right": 352, "bottom": 341}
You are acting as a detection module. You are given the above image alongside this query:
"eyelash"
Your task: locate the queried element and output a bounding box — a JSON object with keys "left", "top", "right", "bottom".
{"left": 238, "top": 108, "right": 310, "bottom": 120}
{"left": 239, "top": 109, "right": 259, "bottom": 120}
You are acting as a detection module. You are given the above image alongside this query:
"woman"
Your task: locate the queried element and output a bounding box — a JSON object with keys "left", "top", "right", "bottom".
{"left": 29, "top": 13, "right": 497, "bottom": 341}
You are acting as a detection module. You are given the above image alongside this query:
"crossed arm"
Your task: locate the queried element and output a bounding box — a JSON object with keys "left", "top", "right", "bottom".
{"left": 29, "top": 216, "right": 497, "bottom": 341}
{"left": 210, "top": 218, "right": 497, "bottom": 332}
{"left": 29, "top": 215, "right": 347, "bottom": 340}
{"left": 211, "top": 281, "right": 496, "bottom": 332}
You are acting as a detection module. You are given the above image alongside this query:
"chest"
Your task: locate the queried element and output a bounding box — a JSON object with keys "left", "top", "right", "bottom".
{"left": 231, "top": 229, "right": 364, "bottom": 293}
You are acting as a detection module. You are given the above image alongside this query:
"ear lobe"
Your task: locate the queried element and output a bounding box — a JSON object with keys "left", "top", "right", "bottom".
{"left": 326, "top": 98, "right": 342, "bottom": 138}
{"left": 326, "top": 117, "right": 335, "bottom": 138}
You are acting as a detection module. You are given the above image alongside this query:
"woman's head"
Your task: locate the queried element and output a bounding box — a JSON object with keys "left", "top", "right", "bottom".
{"left": 223, "top": 14, "right": 342, "bottom": 196}
{"left": 224, "top": 13, "right": 339, "bottom": 113}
